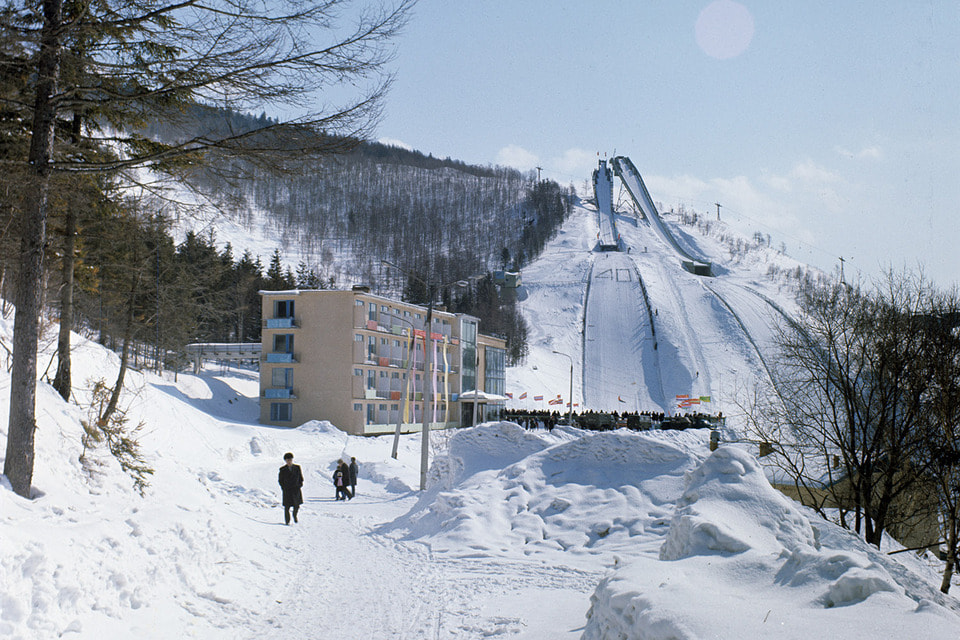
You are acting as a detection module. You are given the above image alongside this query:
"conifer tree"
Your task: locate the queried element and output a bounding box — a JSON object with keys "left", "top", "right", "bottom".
{"left": 1, "top": 0, "right": 413, "bottom": 497}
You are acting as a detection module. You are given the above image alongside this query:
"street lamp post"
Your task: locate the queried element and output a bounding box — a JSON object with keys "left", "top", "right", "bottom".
{"left": 552, "top": 350, "right": 574, "bottom": 426}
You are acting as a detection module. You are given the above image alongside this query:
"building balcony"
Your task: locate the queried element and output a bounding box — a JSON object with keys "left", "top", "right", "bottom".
{"left": 264, "top": 387, "right": 296, "bottom": 399}
{"left": 265, "top": 352, "right": 298, "bottom": 363}
{"left": 264, "top": 317, "right": 298, "bottom": 329}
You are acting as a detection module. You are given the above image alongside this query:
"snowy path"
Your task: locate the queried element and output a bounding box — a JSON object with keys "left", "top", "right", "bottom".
{"left": 261, "top": 499, "right": 452, "bottom": 638}
{"left": 249, "top": 477, "right": 600, "bottom": 638}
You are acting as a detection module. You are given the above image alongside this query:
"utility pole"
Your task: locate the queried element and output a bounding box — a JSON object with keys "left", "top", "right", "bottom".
{"left": 715, "top": 202, "right": 722, "bottom": 220}
{"left": 536, "top": 166, "right": 542, "bottom": 183}
{"left": 839, "top": 256, "right": 845, "bottom": 283}
{"left": 381, "top": 261, "right": 469, "bottom": 490}
{"left": 421, "top": 285, "right": 435, "bottom": 491}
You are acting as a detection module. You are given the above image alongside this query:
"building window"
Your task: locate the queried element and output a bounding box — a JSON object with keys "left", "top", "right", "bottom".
{"left": 273, "top": 334, "right": 294, "bottom": 353}
{"left": 368, "top": 335, "right": 376, "bottom": 358}
{"left": 274, "top": 299, "right": 294, "bottom": 318}
{"left": 367, "top": 370, "right": 375, "bottom": 389}
{"left": 270, "top": 402, "right": 292, "bottom": 422}
{"left": 356, "top": 300, "right": 364, "bottom": 307}
{"left": 484, "top": 346, "right": 506, "bottom": 397}
{"left": 381, "top": 305, "right": 388, "bottom": 313}
{"left": 354, "top": 368, "right": 362, "bottom": 377}
{"left": 367, "top": 404, "right": 375, "bottom": 424}
{"left": 354, "top": 403, "right": 362, "bottom": 412}
{"left": 369, "top": 302, "right": 376, "bottom": 321}
{"left": 461, "top": 320, "right": 478, "bottom": 392}
{"left": 272, "top": 367, "right": 293, "bottom": 388}
{"left": 355, "top": 334, "right": 363, "bottom": 342}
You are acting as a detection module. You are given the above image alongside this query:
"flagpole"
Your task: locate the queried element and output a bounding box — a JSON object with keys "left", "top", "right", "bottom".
{"left": 552, "top": 350, "right": 574, "bottom": 426}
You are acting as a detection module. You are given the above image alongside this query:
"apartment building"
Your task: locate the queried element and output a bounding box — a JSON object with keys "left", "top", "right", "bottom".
{"left": 259, "top": 286, "right": 508, "bottom": 435}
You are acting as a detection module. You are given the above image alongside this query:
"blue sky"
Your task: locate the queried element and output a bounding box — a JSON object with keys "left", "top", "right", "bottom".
{"left": 377, "top": 1, "right": 959, "bottom": 287}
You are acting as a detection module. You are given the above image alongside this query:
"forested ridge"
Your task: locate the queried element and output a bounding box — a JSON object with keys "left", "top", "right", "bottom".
{"left": 2, "top": 106, "right": 573, "bottom": 372}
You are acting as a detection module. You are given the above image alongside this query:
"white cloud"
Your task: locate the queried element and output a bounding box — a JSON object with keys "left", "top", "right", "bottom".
{"left": 495, "top": 145, "right": 539, "bottom": 171}
{"left": 549, "top": 148, "right": 598, "bottom": 181}
{"left": 834, "top": 145, "right": 883, "bottom": 161}
{"left": 789, "top": 159, "right": 842, "bottom": 184}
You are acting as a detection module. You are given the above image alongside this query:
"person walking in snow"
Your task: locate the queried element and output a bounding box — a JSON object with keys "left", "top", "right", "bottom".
{"left": 333, "top": 461, "right": 349, "bottom": 501}
{"left": 348, "top": 457, "right": 358, "bottom": 497}
{"left": 278, "top": 452, "right": 304, "bottom": 525}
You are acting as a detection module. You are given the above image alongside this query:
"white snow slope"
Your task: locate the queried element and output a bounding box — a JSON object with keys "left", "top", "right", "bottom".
{"left": 1, "top": 328, "right": 957, "bottom": 638}
{"left": 2, "top": 179, "right": 959, "bottom": 638}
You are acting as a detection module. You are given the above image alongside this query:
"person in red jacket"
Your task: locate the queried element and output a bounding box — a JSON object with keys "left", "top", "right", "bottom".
{"left": 278, "top": 452, "right": 304, "bottom": 524}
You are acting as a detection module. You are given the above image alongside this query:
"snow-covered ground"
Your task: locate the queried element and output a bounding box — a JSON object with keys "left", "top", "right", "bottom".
{"left": 3, "top": 175, "right": 960, "bottom": 637}
{"left": 2, "top": 324, "right": 957, "bottom": 638}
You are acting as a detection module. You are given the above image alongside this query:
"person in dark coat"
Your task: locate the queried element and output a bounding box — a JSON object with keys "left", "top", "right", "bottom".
{"left": 348, "top": 457, "right": 358, "bottom": 497}
{"left": 278, "top": 452, "right": 304, "bottom": 524}
{"left": 333, "top": 461, "right": 349, "bottom": 501}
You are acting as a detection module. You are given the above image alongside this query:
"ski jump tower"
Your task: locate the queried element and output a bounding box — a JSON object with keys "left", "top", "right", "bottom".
{"left": 611, "top": 156, "right": 712, "bottom": 276}
{"left": 593, "top": 159, "right": 620, "bottom": 251}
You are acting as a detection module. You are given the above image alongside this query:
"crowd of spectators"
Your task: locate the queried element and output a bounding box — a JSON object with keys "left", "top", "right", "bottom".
{"left": 499, "top": 409, "right": 723, "bottom": 432}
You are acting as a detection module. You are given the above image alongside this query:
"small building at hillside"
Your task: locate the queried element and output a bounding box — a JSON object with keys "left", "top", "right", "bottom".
{"left": 259, "top": 287, "right": 507, "bottom": 435}
{"left": 769, "top": 460, "right": 941, "bottom": 554}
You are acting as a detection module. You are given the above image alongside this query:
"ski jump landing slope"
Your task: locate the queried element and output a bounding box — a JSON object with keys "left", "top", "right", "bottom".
{"left": 611, "top": 156, "right": 711, "bottom": 275}
{"left": 593, "top": 159, "right": 619, "bottom": 250}
{"left": 582, "top": 252, "right": 663, "bottom": 410}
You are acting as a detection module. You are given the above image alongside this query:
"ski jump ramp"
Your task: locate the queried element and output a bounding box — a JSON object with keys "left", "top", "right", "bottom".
{"left": 611, "top": 156, "right": 712, "bottom": 276}
{"left": 593, "top": 159, "right": 620, "bottom": 251}
{"left": 583, "top": 252, "right": 663, "bottom": 410}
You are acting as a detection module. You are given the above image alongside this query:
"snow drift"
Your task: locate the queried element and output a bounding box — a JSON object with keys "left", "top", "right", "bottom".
{"left": 583, "top": 447, "right": 960, "bottom": 640}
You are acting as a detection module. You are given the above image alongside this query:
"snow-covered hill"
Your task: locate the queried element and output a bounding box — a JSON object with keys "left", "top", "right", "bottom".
{"left": 509, "top": 193, "right": 810, "bottom": 424}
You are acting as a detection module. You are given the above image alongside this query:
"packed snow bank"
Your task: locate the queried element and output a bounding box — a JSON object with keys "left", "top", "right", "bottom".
{"left": 583, "top": 447, "right": 960, "bottom": 639}
{"left": 659, "top": 445, "right": 819, "bottom": 560}
{"left": 388, "top": 425, "right": 707, "bottom": 561}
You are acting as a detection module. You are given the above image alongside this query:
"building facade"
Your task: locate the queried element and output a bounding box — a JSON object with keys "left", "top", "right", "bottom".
{"left": 259, "top": 287, "right": 507, "bottom": 435}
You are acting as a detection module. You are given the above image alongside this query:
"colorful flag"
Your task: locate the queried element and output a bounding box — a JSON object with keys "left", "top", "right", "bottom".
{"left": 699, "top": 396, "right": 711, "bottom": 402}
{"left": 676, "top": 394, "right": 689, "bottom": 400}
{"left": 505, "top": 392, "right": 513, "bottom": 399}
{"left": 519, "top": 392, "right": 528, "bottom": 400}
{"left": 534, "top": 395, "right": 543, "bottom": 401}
{"left": 618, "top": 395, "right": 626, "bottom": 403}
{"left": 548, "top": 398, "right": 563, "bottom": 405}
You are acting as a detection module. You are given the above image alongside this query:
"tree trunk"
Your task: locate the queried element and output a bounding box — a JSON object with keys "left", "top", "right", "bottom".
{"left": 101, "top": 272, "right": 138, "bottom": 425}
{"left": 3, "top": 0, "right": 63, "bottom": 498}
{"left": 52, "top": 207, "right": 77, "bottom": 401}
{"left": 942, "top": 523, "right": 958, "bottom": 594}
